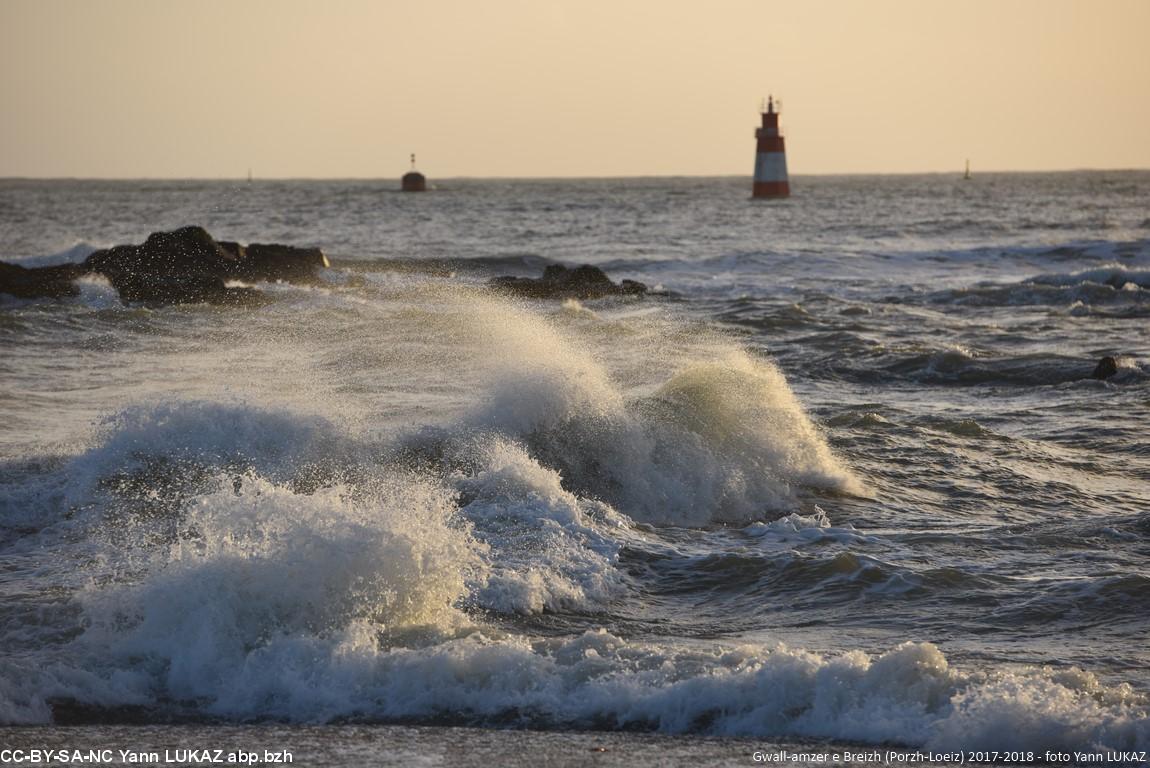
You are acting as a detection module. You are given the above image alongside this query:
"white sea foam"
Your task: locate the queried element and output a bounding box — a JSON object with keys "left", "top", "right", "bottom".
{"left": 742, "top": 508, "right": 872, "bottom": 547}
{"left": 926, "top": 345, "right": 977, "bottom": 374}
{"left": 1031, "top": 264, "right": 1150, "bottom": 290}
{"left": 68, "top": 469, "right": 480, "bottom": 717}
{"left": 3, "top": 385, "right": 1107, "bottom": 745}
{"left": 72, "top": 400, "right": 348, "bottom": 490}
{"left": 6, "top": 620, "right": 1148, "bottom": 750}
{"left": 490, "top": 349, "right": 863, "bottom": 526}
{"left": 5, "top": 389, "right": 1118, "bottom": 746}
{"left": 9, "top": 242, "right": 98, "bottom": 267}
{"left": 453, "top": 437, "right": 628, "bottom": 615}
{"left": 0, "top": 373, "right": 871, "bottom": 730}
{"left": 71, "top": 273, "right": 119, "bottom": 308}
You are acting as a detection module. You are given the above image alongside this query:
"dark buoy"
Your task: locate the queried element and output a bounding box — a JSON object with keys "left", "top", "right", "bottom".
{"left": 401, "top": 153, "right": 427, "bottom": 192}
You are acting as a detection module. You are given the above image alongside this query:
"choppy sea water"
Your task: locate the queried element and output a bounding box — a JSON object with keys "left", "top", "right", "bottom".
{"left": 1, "top": 174, "right": 1148, "bottom": 761}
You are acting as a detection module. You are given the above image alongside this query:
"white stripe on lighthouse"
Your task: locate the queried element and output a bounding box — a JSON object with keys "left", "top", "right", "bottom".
{"left": 754, "top": 153, "right": 788, "bottom": 183}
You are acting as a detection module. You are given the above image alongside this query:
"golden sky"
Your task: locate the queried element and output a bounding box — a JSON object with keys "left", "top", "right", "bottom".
{"left": 2, "top": 0, "right": 1148, "bottom": 177}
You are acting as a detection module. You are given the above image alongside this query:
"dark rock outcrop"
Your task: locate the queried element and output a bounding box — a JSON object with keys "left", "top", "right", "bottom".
{"left": 1091, "top": 356, "right": 1119, "bottom": 380}
{"left": 0, "top": 262, "right": 86, "bottom": 299}
{"left": 232, "top": 243, "right": 329, "bottom": 283}
{"left": 490, "top": 264, "right": 647, "bottom": 300}
{"left": 0, "top": 226, "right": 329, "bottom": 306}
{"left": 84, "top": 226, "right": 247, "bottom": 305}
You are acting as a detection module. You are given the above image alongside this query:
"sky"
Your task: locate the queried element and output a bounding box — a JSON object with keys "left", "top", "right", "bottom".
{"left": 2, "top": 0, "right": 1148, "bottom": 178}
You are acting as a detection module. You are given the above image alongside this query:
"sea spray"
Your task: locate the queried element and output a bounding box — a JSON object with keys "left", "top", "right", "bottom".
{"left": 414, "top": 290, "right": 863, "bottom": 525}
{"left": 453, "top": 436, "right": 629, "bottom": 615}
{"left": 458, "top": 349, "right": 863, "bottom": 525}
{"left": 73, "top": 469, "right": 483, "bottom": 717}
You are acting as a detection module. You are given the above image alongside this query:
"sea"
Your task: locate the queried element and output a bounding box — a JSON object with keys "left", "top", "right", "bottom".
{"left": 1, "top": 173, "right": 1148, "bottom": 766}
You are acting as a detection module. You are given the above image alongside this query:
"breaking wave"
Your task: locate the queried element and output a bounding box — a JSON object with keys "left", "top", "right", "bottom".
{"left": 443, "top": 349, "right": 863, "bottom": 527}
{"left": 2, "top": 388, "right": 1145, "bottom": 748}
{"left": 926, "top": 264, "right": 1150, "bottom": 308}
{"left": 7, "top": 618, "right": 1150, "bottom": 751}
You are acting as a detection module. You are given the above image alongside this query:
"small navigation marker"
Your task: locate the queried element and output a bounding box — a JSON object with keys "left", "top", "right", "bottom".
{"left": 401, "top": 153, "right": 427, "bottom": 192}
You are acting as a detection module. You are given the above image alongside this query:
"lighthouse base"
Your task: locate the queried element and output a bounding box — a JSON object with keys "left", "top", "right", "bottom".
{"left": 752, "top": 181, "right": 790, "bottom": 199}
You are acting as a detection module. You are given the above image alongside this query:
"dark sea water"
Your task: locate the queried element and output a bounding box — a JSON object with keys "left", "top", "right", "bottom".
{"left": 1, "top": 174, "right": 1148, "bottom": 763}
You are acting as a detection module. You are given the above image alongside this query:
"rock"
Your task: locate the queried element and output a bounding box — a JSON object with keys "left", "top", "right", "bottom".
{"left": 84, "top": 226, "right": 244, "bottom": 305}
{"left": 216, "top": 239, "right": 328, "bottom": 282}
{"left": 217, "top": 240, "right": 246, "bottom": 260}
{"left": 2, "top": 226, "right": 330, "bottom": 306}
{"left": 48, "top": 697, "right": 193, "bottom": 725}
{"left": 490, "top": 264, "right": 647, "bottom": 300}
{"left": 79, "top": 226, "right": 329, "bottom": 306}
{"left": 0, "top": 262, "right": 86, "bottom": 299}
{"left": 231, "top": 243, "right": 329, "bottom": 283}
{"left": 1091, "top": 356, "right": 1119, "bottom": 380}
{"left": 1, "top": 226, "right": 329, "bottom": 306}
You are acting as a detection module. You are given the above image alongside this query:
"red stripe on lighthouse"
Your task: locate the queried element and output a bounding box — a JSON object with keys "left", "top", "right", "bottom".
{"left": 753, "top": 181, "right": 790, "bottom": 198}
{"left": 757, "top": 137, "right": 785, "bottom": 153}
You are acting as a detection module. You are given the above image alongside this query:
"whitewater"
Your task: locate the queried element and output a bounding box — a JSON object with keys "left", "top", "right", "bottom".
{"left": 1, "top": 173, "right": 1148, "bottom": 763}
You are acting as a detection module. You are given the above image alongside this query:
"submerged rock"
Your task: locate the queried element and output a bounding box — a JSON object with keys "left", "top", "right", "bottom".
{"left": 0, "top": 226, "right": 329, "bottom": 306}
{"left": 490, "top": 264, "right": 647, "bottom": 300}
{"left": 233, "top": 243, "right": 329, "bottom": 283}
{"left": 0, "top": 262, "right": 86, "bottom": 299}
{"left": 1091, "top": 356, "right": 1119, "bottom": 380}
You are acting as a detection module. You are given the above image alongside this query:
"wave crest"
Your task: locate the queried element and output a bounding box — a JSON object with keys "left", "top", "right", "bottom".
{"left": 457, "top": 349, "right": 862, "bottom": 527}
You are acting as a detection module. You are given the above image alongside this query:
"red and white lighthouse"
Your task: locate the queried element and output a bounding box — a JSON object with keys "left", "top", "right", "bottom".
{"left": 752, "top": 96, "right": 789, "bottom": 199}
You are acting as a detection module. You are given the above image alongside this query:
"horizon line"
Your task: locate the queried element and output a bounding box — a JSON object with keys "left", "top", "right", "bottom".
{"left": 2, "top": 167, "right": 1149, "bottom": 182}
